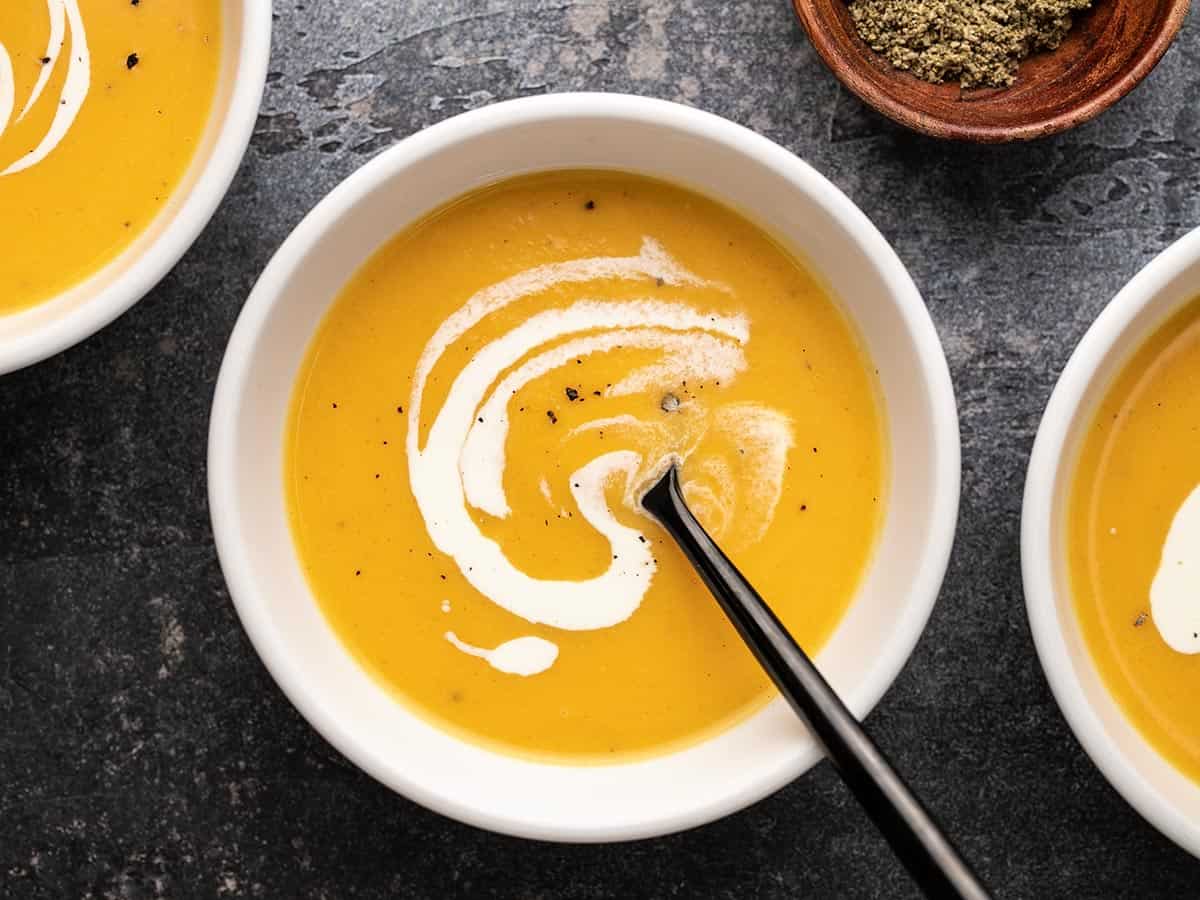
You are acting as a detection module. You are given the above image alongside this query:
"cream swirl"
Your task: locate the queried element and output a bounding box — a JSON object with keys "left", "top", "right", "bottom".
{"left": 0, "top": 0, "right": 90, "bottom": 177}
{"left": 1150, "top": 484, "right": 1200, "bottom": 655}
{"left": 407, "top": 239, "right": 793, "bottom": 674}
{"left": 444, "top": 632, "right": 560, "bottom": 677}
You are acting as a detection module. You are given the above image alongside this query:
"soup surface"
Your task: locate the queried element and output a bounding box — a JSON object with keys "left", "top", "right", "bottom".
{"left": 0, "top": 0, "right": 221, "bottom": 314}
{"left": 1069, "top": 297, "right": 1200, "bottom": 783}
{"left": 286, "top": 171, "right": 887, "bottom": 761}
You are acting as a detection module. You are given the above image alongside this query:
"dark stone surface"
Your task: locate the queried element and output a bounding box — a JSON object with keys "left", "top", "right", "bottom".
{"left": 3, "top": 1, "right": 1200, "bottom": 896}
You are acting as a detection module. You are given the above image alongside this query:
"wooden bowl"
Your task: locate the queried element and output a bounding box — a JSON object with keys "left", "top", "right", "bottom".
{"left": 791, "top": 0, "right": 1191, "bottom": 142}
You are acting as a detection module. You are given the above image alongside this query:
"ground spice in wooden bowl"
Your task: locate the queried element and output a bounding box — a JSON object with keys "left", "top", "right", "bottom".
{"left": 790, "top": 0, "right": 1189, "bottom": 141}
{"left": 848, "top": 0, "right": 1095, "bottom": 88}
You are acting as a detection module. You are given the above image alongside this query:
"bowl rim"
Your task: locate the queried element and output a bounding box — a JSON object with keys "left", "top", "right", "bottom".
{"left": 208, "top": 92, "right": 961, "bottom": 841}
{"left": 791, "top": 0, "right": 1191, "bottom": 142}
{"left": 0, "top": 0, "right": 273, "bottom": 375}
{"left": 1022, "top": 225, "right": 1200, "bottom": 859}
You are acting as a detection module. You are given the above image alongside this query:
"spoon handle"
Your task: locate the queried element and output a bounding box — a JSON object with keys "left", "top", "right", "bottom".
{"left": 643, "top": 468, "right": 990, "bottom": 900}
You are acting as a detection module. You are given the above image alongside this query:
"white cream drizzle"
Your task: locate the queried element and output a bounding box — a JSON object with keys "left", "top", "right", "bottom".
{"left": 710, "top": 405, "right": 794, "bottom": 545}
{"left": 1150, "top": 484, "right": 1200, "bottom": 655}
{"left": 20, "top": 0, "right": 68, "bottom": 122}
{"left": 0, "top": 0, "right": 91, "bottom": 177}
{"left": 0, "top": 47, "right": 14, "bottom": 142}
{"left": 444, "top": 631, "right": 559, "bottom": 676}
{"left": 407, "top": 239, "right": 794, "bottom": 676}
{"left": 459, "top": 315, "right": 748, "bottom": 518}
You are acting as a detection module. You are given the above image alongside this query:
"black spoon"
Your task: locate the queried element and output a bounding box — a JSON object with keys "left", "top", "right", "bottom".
{"left": 642, "top": 465, "right": 990, "bottom": 900}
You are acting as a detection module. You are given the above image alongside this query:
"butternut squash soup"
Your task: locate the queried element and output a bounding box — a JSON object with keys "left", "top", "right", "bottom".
{"left": 0, "top": 0, "right": 221, "bottom": 314}
{"left": 286, "top": 172, "right": 888, "bottom": 762}
{"left": 1069, "top": 297, "right": 1200, "bottom": 783}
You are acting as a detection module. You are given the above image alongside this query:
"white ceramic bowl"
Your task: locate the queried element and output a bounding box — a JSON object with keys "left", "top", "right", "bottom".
{"left": 208, "top": 93, "right": 960, "bottom": 842}
{"left": 0, "top": 0, "right": 271, "bottom": 375}
{"left": 1023, "top": 226, "right": 1200, "bottom": 859}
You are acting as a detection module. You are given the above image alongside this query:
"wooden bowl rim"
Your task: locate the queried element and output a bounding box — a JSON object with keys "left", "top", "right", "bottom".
{"left": 792, "top": 0, "right": 1192, "bottom": 142}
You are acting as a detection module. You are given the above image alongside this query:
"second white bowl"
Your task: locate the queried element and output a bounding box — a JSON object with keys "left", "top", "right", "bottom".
{"left": 1023, "top": 226, "right": 1200, "bottom": 859}
{"left": 0, "top": 0, "right": 271, "bottom": 375}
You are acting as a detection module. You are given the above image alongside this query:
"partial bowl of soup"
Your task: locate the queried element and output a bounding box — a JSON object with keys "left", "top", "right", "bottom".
{"left": 0, "top": 0, "right": 270, "bottom": 375}
{"left": 208, "top": 93, "right": 960, "bottom": 841}
{"left": 1024, "top": 226, "right": 1200, "bottom": 859}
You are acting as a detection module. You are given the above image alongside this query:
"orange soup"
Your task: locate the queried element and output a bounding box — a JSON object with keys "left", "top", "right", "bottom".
{"left": 285, "top": 171, "right": 888, "bottom": 762}
{"left": 1069, "top": 297, "right": 1200, "bottom": 783}
{"left": 0, "top": 0, "right": 221, "bottom": 313}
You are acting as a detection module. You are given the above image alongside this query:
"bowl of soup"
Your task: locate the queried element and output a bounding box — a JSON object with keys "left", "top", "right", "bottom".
{"left": 1023, "top": 226, "right": 1200, "bottom": 858}
{"left": 208, "top": 93, "right": 960, "bottom": 841}
{"left": 0, "top": 0, "right": 270, "bottom": 374}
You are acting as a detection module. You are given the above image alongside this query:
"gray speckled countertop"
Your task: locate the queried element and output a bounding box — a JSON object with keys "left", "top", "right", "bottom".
{"left": 3, "top": 2, "right": 1200, "bottom": 897}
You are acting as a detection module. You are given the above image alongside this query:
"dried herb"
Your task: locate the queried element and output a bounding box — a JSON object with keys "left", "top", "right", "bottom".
{"left": 847, "top": 0, "right": 1094, "bottom": 88}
